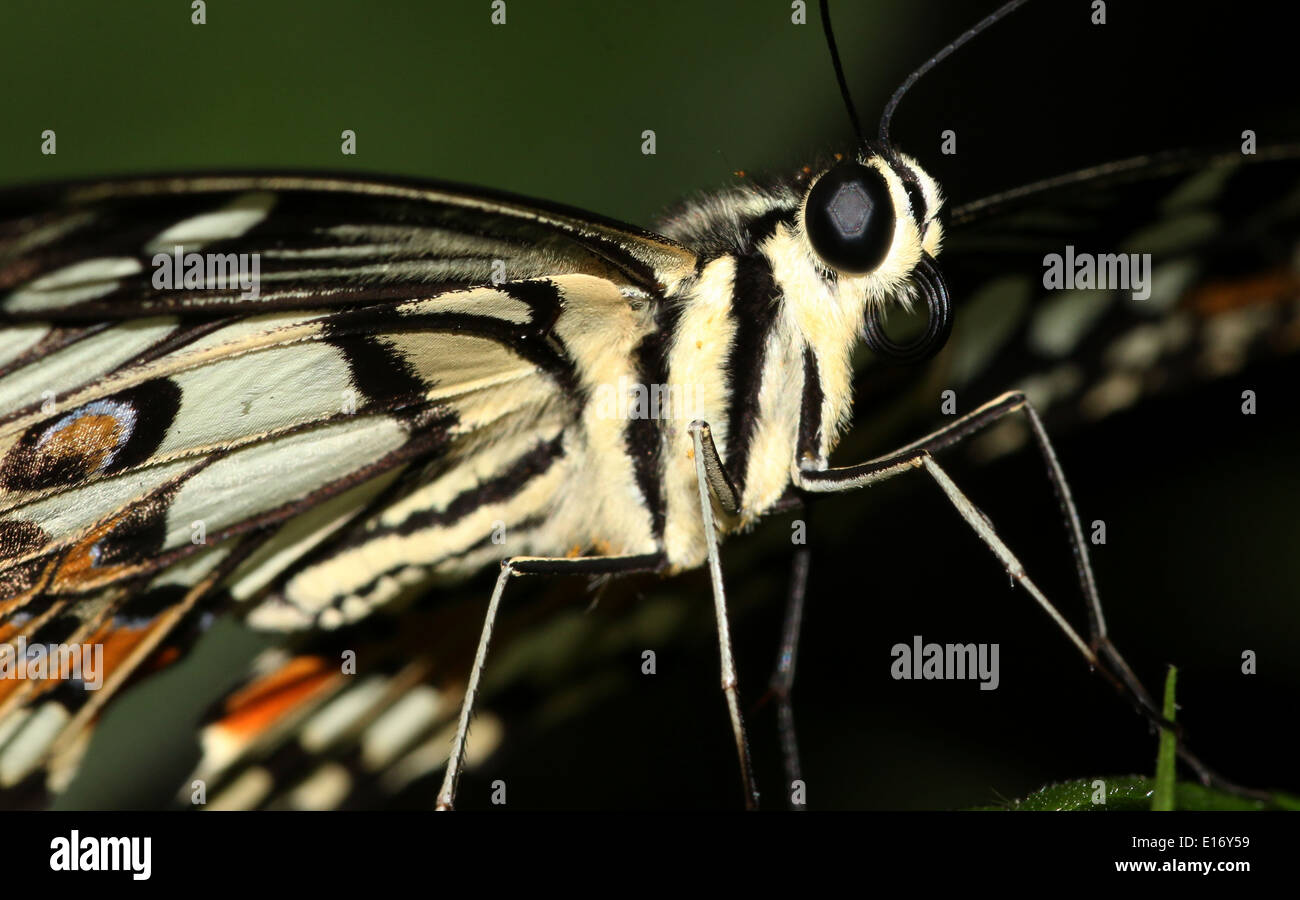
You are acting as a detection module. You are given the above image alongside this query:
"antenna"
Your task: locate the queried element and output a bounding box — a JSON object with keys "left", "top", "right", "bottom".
{"left": 819, "top": 0, "right": 864, "bottom": 144}
{"left": 878, "top": 0, "right": 1031, "bottom": 148}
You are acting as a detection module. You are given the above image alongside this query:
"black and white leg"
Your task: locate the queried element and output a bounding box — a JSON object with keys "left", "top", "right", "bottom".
{"left": 791, "top": 390, "right": 1244, "bottom": 789}
{"left": 771, "top": 544, "right": 811, "bottom": 810}
{"left": 688, "top": 420, "right": 760, "bottom": 810}
{"left": 436, "top": 552, "right": 664, "bottom": 811}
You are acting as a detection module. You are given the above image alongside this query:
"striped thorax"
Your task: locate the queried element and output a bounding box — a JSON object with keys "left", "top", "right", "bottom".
{"left": 653, "top": 149, "right": 944, "bottom": 569}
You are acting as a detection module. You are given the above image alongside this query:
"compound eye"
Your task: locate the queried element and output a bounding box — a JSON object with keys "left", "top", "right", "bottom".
{"left": 804, "top": 162, "right": 896, "bottom": 275}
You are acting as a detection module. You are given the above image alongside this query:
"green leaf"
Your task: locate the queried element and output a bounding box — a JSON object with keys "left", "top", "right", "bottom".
{"left": 1152, "top": 665, "right": 1178, "bottom": 811}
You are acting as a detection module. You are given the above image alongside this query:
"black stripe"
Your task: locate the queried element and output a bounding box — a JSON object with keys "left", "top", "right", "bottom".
{"left": 179, "top": 417, "right": 454, "bottom": 577}
{"left": 330, "top": 512, "right": 555, "bottom": 608}
{"left": 265, "top": 463, "right": 424, "bottom": 596}
{"left": 288, "top": 438, "right": 566, "bottom": 614}
{"left": 0, "top": 282, "right": 442, "bottom": 321}
{"left": 497, "top": 277, "right": 563, "bottom": 324}
{"left": 326, "top": 327, "right": 429, "bottom": 413}
{"left": 320, "top": 279, "right": 582, "bottom": 404}
{"left": 723, "top": 236, "right": 784, "bottom": 495}
{"left": 797, "top": 345, "right": 824, "bottom": 461}
{"left": 624, "top": 297, "right": 687, "bottom": 542}
{"left": 320, "top": 283, "right": 579, "bottom": 414}
{"left": 510, "top": 553, "right": 665, "bottom": 576}
{"left": 116, "top": 584, "right": 189, "bottom": 628}
{"left": 365, "top": 432, "right": 565, "bottom": 540}
{"left": 498, "top": 279, "right": 582, "bottom": 399}
{"left": 898, "top": 173, "right": 927, "bottom": 229}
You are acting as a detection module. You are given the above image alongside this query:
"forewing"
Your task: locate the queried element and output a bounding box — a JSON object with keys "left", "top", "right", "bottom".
{"left": 0, "top": 172, "right": 695, "bottom": 320}
{"left": 0, "top": 174, "right": 696, "bottom": 800}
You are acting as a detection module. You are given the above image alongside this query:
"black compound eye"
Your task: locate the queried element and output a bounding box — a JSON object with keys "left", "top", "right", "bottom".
{"left": 803, "top": 162, "right": 896, "bottom": 275}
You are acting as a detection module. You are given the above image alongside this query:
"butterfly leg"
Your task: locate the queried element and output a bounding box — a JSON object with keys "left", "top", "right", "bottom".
{"left": 798, "top": 391, "right": 1153, "bottom": 695}
{"left": 793, "top": 390, "right": 1256, "bottom": 792}
{"left": 435, "top": 552, "right": 664, "bottom": 810}
{"left": 689, "top": 420, "right": 760, "bottom": 810}
{"left": 770, "top": 544, "right": 810, "bottom": 810}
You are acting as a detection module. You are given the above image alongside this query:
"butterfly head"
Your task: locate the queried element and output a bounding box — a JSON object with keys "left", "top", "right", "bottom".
{"left": 798, "top": 148, "right": 951, "bottom": 363}
{"left": 805, "top": 0, "right": 1029, "bottom": 362}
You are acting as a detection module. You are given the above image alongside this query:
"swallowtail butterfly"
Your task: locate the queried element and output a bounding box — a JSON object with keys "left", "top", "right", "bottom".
{"left": 0, "top": 0, "right": 1296, "bottom": 810}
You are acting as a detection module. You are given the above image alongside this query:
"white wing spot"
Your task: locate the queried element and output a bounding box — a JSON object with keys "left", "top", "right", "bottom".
{"left": 147, "top": 191, "right": 277, "bottom": 252}
{"left": 1028, "top": 289, "right": 1116, "bottom": 358}
{"left": 361, "top": 685, "right": 444, "bottom": 770}
{"left": 7, "top": 257, "right": 141, "bottom": 312}
{"left": 287, "top": 763, "right": 352, "bottom": 810}
{"left": 0, "top": 703, "right": 69, "bottom": 787}
{"left": 1080, "top": 372, "right": 1143, "bottom": 419}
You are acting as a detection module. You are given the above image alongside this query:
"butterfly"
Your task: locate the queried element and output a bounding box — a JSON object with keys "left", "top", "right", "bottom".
{"left": 0, "top": 0, "right": 1297, "bottom": 811}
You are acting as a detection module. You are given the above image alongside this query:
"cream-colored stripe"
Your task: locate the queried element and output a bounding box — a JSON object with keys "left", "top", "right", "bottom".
{"left": 147, "top": 191, "right": 276, "bottom": 252}
{"left": 163, "top": 415, "right": 408, "bottom": 551}
{"left": 662, "top": 256, "right": 736, "bottom": 568}
{"left": 282, "top": 461, "right": 564, "bottom": 607}
{"left": 157, "top": 340, "right": 355, "bottom": 458}
{"left": 6, "top": 257, "right": 141, "bottom": 312}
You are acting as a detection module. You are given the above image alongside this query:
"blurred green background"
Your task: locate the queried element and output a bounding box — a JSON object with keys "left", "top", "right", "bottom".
{"left": 1, "top": 0, "right": 1297, "bottom": 809}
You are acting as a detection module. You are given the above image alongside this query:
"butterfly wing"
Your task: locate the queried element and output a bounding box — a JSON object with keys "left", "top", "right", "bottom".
{"left": 944, "top": 146, "right": 1300, "bottom": 443}
{"left": 0, "top": 173, "right": 697, "bottom": 800}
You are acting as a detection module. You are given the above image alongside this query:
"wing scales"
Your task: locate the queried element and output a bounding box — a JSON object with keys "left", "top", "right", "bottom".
{"left": 0, "top": 174, "right": 694, "bottom": 801}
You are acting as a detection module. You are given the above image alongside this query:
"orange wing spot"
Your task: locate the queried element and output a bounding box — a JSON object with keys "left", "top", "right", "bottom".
{"left": 84, "top": 617, "right": 162, "bottom": 683}
{"left": 695, "top": 340, "right": 703, "bottom": 349}
{"left": 1186, "top": 269, "right": 1300, "bottom": 316}
{"left": 566, "top": 545, "right": 583, "bottom": 559}
{"left": 686, "top": 446, "right": 695, "bottom": 459}
{"left": 142, "top": 645, "right": 182, "bottom": 675}
{"left": 833, "top": 152, "right": 844, "bottom": 162}
{"left": 37, "top": 414, "right": 123, "bottom": 475}
{"left": 94, "top": 621, "right": 154, "bottom": 670}
{"left": 802, "top": 165, "right": 812, "bottom": 174}
{"left": 50, "top": 513, "right": 133, "bottom": 590}
{"left": 734, "top": 170, "right": 746, "bottom": 178}
{"left": 217, "top": 656, "right": 337, "bottom": 739}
